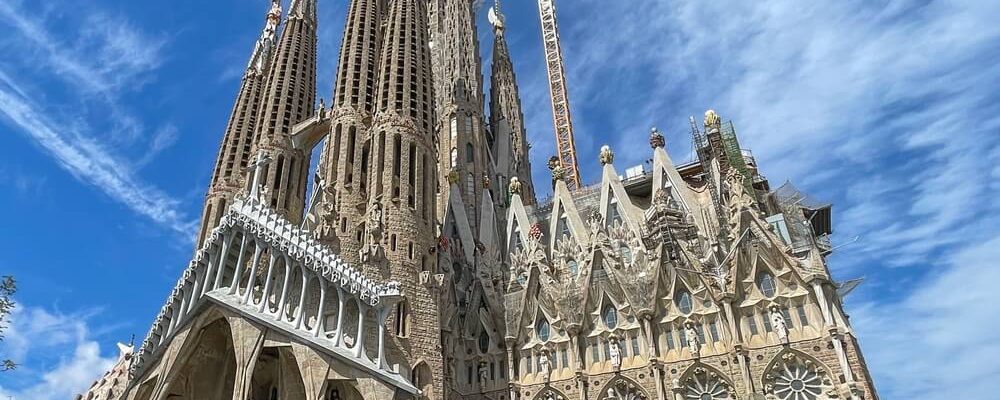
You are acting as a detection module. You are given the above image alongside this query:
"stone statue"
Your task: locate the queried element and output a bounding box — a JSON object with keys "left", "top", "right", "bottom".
{"left": 685, "top": 322, "right": 700, "bottom": 356}
{"left": 360, "top": 202, "right": 384, "bottom": 262}
{"left": 607, "top": 388, "right": 617, "bottom": 399}
{"left": 771, "top": 306, "right": 789, "bottom": 343}
{"left": 539, "top": 349, "right": 552, "bottom": 381}
{"left": 609, "top": 336, "right": 622, "bottom": 369}
{"left": 478, "top": 362, "right": 489, "bottom": 390}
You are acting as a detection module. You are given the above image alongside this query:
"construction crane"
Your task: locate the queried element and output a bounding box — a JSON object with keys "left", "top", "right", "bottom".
{"left": 537, "top": 0, "right": 582, "bottom": 190}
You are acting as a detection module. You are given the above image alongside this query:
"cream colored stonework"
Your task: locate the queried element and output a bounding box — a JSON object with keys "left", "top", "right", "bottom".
{"left": 82, "top": 1, "right": 879, "bottom": 400}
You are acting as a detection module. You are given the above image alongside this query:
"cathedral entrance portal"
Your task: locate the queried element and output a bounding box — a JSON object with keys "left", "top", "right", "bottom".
{"left": 327, "top": 380, "right": 365, "bottom": 400}
{"left": 162, "top": 318, "right": 237, "bottom": 400}
{"left": 250, "top": 347, "right": 307, "bottom": 400}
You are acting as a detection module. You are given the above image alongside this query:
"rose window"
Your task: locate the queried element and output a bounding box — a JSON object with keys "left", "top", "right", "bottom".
{"left": 683, "top": 368, "right": 732, "bottom": 400}
{"left": 765, "top": 353, "right": 830, "bottom": 400}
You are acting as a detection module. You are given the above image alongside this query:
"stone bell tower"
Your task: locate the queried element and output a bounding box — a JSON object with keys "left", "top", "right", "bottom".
{"left": 247, "top": 0, "right": 318, "bottom": 224}
{"left": 196, "top": 0, "right": 282, "bottom": 248}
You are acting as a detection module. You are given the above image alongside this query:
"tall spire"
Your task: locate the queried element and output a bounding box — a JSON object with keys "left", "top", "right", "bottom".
{"left": 429, "top": 0, "right": 490, "bottom": 232}
{"left": 537, "top": 0, "right": 582, "bottom": 190}
{"left": 195, "top": 0, "right": 284, "bottom": 248}
{"left": 490, "top": 0, "right": 536, "bottom": 206}
{"left": 248, "top": 0, "right": 319, "bottom": 223}
{"left": 314, "top": 0, "right": 386, "bottom": 263}
{"left": 288, "top": 0, "right": 318, "bottom": 24}
{"left": 368, "top": 0, "right": 442, "bottom": 396}
{"left": 247, "top": 0, "right": 282, "bottom": 74}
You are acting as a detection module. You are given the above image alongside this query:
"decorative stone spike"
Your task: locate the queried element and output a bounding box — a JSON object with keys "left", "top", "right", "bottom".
{"left": 599, "top": 145, "right": 614, "bottom": 165}
{"left": 649, "top": 127, "right": 665, "bottom": 148}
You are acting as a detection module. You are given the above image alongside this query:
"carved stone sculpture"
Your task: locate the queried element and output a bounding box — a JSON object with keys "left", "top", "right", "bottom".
{"left": 770, "top": 306, "right": 789, "bottom": 343}
{"left": 609, "top": 336, "right": 622, "bottom": 369}
{"left": 539, "top": 349, "right": 552, "bottom": 381}
{"left": 599, "top": 145, "right": 614, "bottom": 165}
{"left": 685, "top": 322, "right": 700, "bottom": 357}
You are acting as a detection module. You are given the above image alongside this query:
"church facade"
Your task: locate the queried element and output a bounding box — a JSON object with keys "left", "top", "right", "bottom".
{"left": 80, "top": 1, "right": 878, "bottom": 400}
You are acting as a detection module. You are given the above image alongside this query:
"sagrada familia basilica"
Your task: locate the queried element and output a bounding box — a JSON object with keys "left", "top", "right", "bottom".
{"left": 77, "top": 0, "right": 878, "bottom": 399}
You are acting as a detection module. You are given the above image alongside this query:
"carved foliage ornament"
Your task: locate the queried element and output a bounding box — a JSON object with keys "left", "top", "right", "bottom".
{"left": 509, "top": 177, "right": 523, "bottom": 195}
{"left": 599, "top": 145, "right": 615, "bottom": 165}
{"left": 542, "top": 235, "right": 588, "bottom": 324}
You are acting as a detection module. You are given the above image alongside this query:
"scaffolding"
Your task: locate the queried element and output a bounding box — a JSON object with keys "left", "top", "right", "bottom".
{"left": 720, "top": 121, "right": 756, "bottom": 195}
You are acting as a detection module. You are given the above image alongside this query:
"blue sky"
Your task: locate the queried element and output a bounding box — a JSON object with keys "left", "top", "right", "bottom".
{"left": 0, "top": 0, "right": 997, "bottom": 398}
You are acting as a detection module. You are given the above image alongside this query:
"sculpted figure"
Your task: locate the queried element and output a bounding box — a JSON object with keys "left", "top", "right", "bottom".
{"left": 685, "top": 322, "right": 701, "bottom": 356}
{"left": 609, "top": 336, "right": 622, "bottom": 369}
{"left": 539, "top": 349, "right": 552, "bottom": 381}
{"left": 478, "top": 362, "right": 489, "bottom": 390}
{"left": 360, "top": 202, "right": 384, "bottom": 262}
{"left": 771, "top": 306, "right": 789, "bottom": 343}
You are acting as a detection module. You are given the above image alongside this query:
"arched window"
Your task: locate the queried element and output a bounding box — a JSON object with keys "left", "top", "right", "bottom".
{"left": 558, "top": 215, "right": 570, "bottom": 239}
{"left": 536, "top": 318, "right": 550, "bottom": 342}
{"left": 466, "top": 173, "right": 475, "bottom": 197}
{"left": 567, "top": 260, "right": 578, "bottom": 277}
{"left": 603, "top": 305, "right": 618, "bottom": 329}
{"left": 676, "top": 290, "right": 693, "bottom": 315}
{"left": 450, "top": 147, "right": 458, "bottom": 168}
{"left": 395, "top": 301, "right": 409, "bottom": 337}
{"left": 757, "top": 272, "right": 777, "bottom": 298}
{"left": 478, "top": 330, "right": 490, "bottom": 354}
{"left": 466, "top": 142, "right": 474, "bottom": 163}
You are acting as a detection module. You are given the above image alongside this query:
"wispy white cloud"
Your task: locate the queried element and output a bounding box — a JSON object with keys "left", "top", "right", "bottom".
{"left": 0, "top": 86, "right": 194, "bottom": 235}
{"left": 0, "top": 0, "right": 194, "bottom": 236}
{"left": 850, "top": 234, "right": 1000, "bottom": 399}
{"left": 0, "top": 306, "right": 117, "bottom": 400}
{"left": 0, "top": 0, "right": 164, "bottom": 95}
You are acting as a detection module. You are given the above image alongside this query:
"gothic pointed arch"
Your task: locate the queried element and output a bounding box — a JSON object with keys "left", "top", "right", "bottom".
{"left": 248, "top": 346, "right": 306, "bottom": 400}
{"left": 160, "top": 317, "right": 237, "bottom": 400}
{"left": 676, "top": 363, "right": 737, "bottom": 400}
{"left": 444, "top": 185, "right": 476, "bottom": 264}
{"left": 411, "top": 360, "right": 435, "bottom": 399}
{"left": 596, "top": 375, "right": 650, "bottom": 400}
{"left": 761, "top": 349, "right": 838, "bottom": 400}
{"left": 547, "top": 178, "right": 590, "bottom": 250}
{"left": 650, "top": 139, "right": 699, "bottom": 217}
{"left": 597, "top": 159, "right": 644, "bottom": 235}
{"left": 532, "top": 386, "right": 569, "bottom": 400}
{"left": 505, "top": 192, "right": 534, "bottom": 258}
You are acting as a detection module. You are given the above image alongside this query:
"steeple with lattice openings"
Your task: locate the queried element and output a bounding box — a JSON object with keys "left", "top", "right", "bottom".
{"left": 248, "top": 0, "right": 319, "bottom": 224}
{"left": 367, "top": 0, "right": 443, "bottom": 396}
{"left": 315, "top": 0, "right": 386, "bottom": 264}
{"left": 428, "top": 0, "right": 491, "bottom": 234}
{"left": 489, "top": 0, "right": 537, "bottom": 206}
{"left": 195, "top": 0, "right": 282, "bottom": 248}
